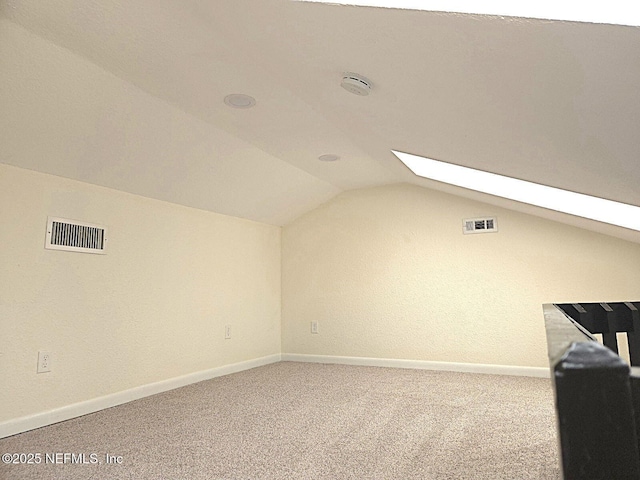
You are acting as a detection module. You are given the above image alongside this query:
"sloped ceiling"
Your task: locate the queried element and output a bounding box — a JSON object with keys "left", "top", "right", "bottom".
{"left": 1, "top": 0, "right": 639, "bottom": 241}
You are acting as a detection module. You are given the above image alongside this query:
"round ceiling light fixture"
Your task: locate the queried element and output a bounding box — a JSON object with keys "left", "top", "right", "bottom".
{"left": 318, "top": 154, "right": 340, "bottom": 162}
{"left": 224, "top": 94, "right": 256, "bottom": 109}
{"left": 340, "top": 73, "right": 372, "bottom": 96}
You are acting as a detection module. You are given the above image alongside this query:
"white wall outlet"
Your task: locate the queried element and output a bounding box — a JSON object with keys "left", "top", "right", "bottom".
{"left": 37, "top": 351, "right": 51, "bottom": 373}
{"left": 225, "top": 325, "right": 231, "bottom": 340}
{"left": 311, "top": 321, "right": 319, "bottom": 334}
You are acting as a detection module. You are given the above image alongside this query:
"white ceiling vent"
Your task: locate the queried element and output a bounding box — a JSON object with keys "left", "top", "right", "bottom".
{"left": 463, "top": 217, "right": 498, "bottom": 235}
{"left": 45, "top": 217, "right": 107, "bottom": 254}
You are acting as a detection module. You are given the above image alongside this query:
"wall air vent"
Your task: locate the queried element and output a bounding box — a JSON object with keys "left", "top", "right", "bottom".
{"left": 463, "top": 217, "right": 498, "bottom": 235}
{"left": 45, "top": 217, "right": 107, "bottom": 254}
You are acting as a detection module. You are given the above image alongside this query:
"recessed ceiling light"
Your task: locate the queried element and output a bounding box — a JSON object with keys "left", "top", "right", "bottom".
{"left": 318, "top": 154, "right": 340, "bottom": 162}
{"left": 392, "top": 150, "right": 640, "bottom": 231}
{"left": 224, "top": 94, "right": 256, "bottom": 109}
{"left": 296, "top": 1, "right": 640, "bottom": 27}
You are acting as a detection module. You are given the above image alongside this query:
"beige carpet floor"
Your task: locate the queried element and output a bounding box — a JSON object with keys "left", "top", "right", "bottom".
{"left": 0, "top": 362, "right": 560, "bottom": 479}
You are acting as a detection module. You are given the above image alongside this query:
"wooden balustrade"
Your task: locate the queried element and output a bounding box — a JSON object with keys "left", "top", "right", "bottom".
{"left": 556, "top": 302, "right": 640, "bottom": 362}
{"left": 544, "top": 303, "right": 640, "bottom": 479}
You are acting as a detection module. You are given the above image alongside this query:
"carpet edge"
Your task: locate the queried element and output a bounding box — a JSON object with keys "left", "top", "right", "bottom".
{"left": 281, "top": 353, "right": 550, "bottom": 378}
{"left": 0, "top": 353, "right": 282, "bottom": 439}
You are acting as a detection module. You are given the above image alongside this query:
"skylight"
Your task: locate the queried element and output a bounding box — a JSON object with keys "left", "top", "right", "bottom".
{"left": 296, "top": 1, "right": 640, "bottom": 27}
{"left": 392, "top": 150, "right": 640, "bottom": 232}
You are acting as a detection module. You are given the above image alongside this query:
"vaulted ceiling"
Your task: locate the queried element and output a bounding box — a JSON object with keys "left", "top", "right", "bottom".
{"left": 2, "top": 0, "right": 639, "bottom": 242}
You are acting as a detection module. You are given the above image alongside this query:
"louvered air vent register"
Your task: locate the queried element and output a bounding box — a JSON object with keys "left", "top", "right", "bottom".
{"left": 45, "top": 217, "right": 107, "bottom": 254}
{"left": 463, "top": 217, "right": 498, "bottom": 235}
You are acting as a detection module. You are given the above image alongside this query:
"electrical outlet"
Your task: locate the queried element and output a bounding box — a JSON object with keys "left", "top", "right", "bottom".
{"left": 225, "top": 325, "right": 231, "bottom": 340}
{"left": 311, "top": 321, "right": 319, "bottom": 334}
{"left": 37, "top": 351, "right": 51, "bottom": 373}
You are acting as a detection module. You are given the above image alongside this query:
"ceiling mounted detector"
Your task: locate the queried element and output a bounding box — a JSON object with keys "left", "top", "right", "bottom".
{"left": 340, "top": 73, "right": 372, "bottom": 96}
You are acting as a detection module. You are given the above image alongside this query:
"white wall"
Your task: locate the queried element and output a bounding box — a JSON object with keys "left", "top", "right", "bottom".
{"left": 4, "top": 170, "right": 640, "bottom": 429}
{"left": 0, "top": 164, "right": 281, "bottom": 423}
{"left": 282, "top": 183, "right": 640, "bottom": 368}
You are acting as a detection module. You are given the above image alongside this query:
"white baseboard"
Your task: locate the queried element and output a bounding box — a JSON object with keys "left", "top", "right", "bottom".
{"left": 282, "top": 353, "right": 550, "bottom": 378}
{"left": 0, "top": 354, "right": 281, "bottom": 439}
{"left": 1, "top": 353, "right": 548, "bottom": 439}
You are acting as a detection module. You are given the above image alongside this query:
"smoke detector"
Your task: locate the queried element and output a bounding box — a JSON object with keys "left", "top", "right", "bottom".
{"left": 341, "top": 73, "right": 372, "bottom": 96}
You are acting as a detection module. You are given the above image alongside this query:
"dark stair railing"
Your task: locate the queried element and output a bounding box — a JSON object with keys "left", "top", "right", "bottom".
{"left": 544, "top": 303, "right": 640, "bottom": 479}
{"left": 556, "top": 302, "right": 640, "bottom": 361}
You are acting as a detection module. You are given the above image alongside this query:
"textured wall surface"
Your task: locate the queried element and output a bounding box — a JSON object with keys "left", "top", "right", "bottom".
{"left": 0, "top": 164, "right": 281, "bottom": 422}
{"left": 282, "top": 184, "right": 640, "bottom": 367}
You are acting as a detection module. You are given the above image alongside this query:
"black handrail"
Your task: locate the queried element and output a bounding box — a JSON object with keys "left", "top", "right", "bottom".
{"left": 556, "top": 302, "right": 640, "bottom": 363}
{"left": 544, "top": 303, "right": 640, "bottom": 479}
